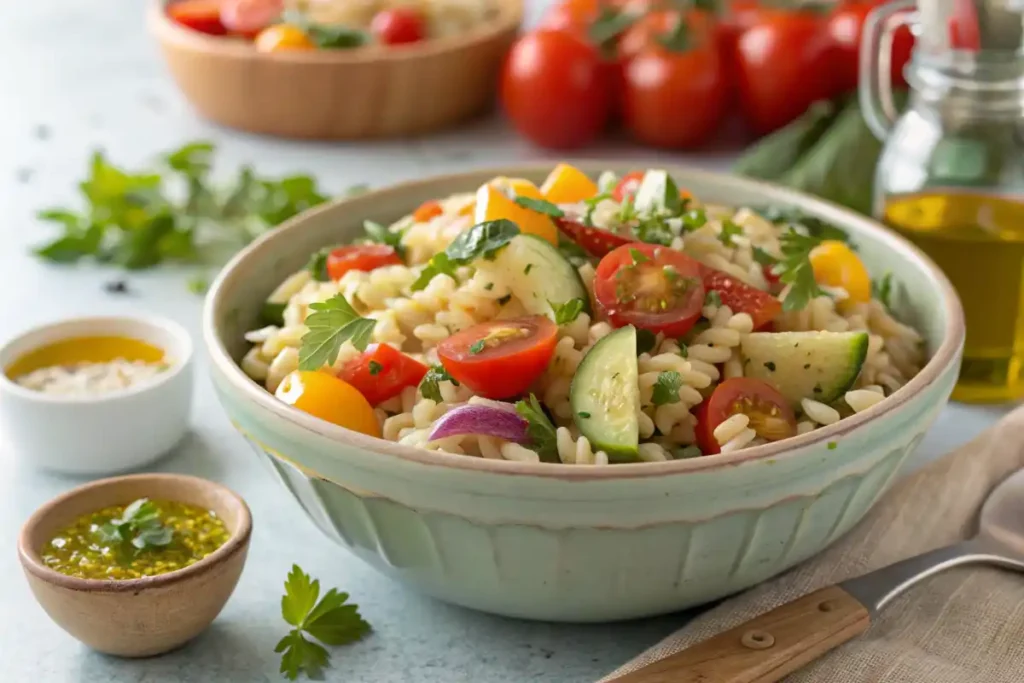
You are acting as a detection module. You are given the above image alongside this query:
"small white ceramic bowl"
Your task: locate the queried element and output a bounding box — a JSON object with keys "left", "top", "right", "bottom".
{"left": 0, "top": 315, "right": 194, "bottom": 475}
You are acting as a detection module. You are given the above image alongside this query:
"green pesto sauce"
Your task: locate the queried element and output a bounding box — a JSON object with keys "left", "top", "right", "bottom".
{"left": 41, "top": 500, "right": 229, "bottom": 580}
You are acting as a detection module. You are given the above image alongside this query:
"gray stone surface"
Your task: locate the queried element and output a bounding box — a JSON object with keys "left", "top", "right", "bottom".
{"left": 0, "top": 1, "right": 1008, "bottom": 681}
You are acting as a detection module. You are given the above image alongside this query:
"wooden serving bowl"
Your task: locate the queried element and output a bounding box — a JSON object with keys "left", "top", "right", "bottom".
{"left": 18, "top": 474, "right": 252, "bottom": 657}
{"left": 147, "top": 0, "right": 523, "bottom": 139}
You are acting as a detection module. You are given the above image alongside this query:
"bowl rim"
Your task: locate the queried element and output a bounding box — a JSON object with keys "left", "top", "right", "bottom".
{"left": 0, "top": 314, "right": 194, "bottom": 405}
{"left": 18, "top": 473, "right": 252, "bottom": 592}
{"left": 204, "top": 163, "right": 965, "bottom": 481}
{"left": 148, "top": 0, "right": 524, "bottom": 64}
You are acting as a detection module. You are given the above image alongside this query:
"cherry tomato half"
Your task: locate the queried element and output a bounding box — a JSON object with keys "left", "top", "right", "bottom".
{"left": 221, "top": 0, "right": 283, "bottom": 38}
{"left": 695, "top": 378, "right": 797, "bottom": 454}
{"left": 700, "top": 266, "right": 782, "bottom": 330}
{"left": 338, "top": 343, "right": 429, "bottom": 406}
{"left": 437, "top": 316, "right": 558, "bottom": 399}
{"left": 276, "top": 371, "right": 381, "bottom": 437}
{"left": 734, "top": 10, "right": 838, "bottom": 134}
{"left": 167, "top": 0, "right": 227, "bottom": 35}
{"left": 326, "top": 245, "right": 402, "bottom": 281}
{"left": 371, "top": 7, "right": 426, "bottom": 45}
{"left": 555, "top": 217, "right": 633, "bottom": 257}
{"left": 412, "top": 200, "right": 444, "bottom": 223}
{"left": 594, "top": 243, "right": 705, "bottom": 337}
{"left": 500, "top": 30, "right": 611, "bottom": 150}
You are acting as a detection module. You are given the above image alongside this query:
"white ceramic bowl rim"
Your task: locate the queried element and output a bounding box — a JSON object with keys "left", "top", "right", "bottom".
{"left": 0, "top": 314, "right": 194, "bottom": 405}
{"left": 204, "top": 164, "right": 965, "bottom": 480}
{"left": 148, "top": 0, "right": 523, "bottom": 64}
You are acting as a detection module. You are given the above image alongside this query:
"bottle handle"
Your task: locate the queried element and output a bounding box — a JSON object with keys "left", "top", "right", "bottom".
{"left": 859, "top": 0, "right": 916, "bottom": 140}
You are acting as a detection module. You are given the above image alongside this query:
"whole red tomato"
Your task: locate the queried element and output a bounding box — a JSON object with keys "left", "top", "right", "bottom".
{"left": 500, "top": 30, "right": 612, "bottom": 150}
{"left": 622, "top": 14, "right": 726, "bottom": 149}
{"left": 826, "top": 0, "right": 914, "bottom": 92}
{"left": 734, "top": 10, "right": 838, "bottom": 134}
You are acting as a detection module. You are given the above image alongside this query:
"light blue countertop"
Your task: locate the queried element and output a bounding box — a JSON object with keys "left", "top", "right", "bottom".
{"left": 0, "top": 1, "right": 1010, "bottom": 681}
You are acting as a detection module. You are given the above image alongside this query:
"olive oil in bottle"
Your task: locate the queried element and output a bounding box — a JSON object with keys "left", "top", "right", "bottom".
{"left": 884, "top": 191, "right": 1024, "bottom": 402}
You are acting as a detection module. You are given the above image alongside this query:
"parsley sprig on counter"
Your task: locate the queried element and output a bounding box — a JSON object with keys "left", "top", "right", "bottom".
{"left": 34, "top": 141, "right": 356, "bottom": 292}
{"left": 276, "top": 565, "right": 370, "bottom": 681}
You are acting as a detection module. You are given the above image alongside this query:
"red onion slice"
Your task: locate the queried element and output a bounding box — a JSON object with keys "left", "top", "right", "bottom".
{"left": 427, "top": 404, "right": 529, "bottom": 444}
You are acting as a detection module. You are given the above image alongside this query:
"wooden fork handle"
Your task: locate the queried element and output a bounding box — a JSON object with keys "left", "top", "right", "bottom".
{"left": 607, "top": 586, "right": 870, "bottom": 683}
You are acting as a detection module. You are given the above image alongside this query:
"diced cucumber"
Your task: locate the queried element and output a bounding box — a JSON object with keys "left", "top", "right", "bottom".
{"left": 740, "top": 331, "right": 869, "bottom": 406}
{"left": 491, "top": 234, "right": 590, "bottom": 321}
{"left": 570, "top": 326, "right": 640, "bottom": 462}
{"left": 633, "top": 170, "right": 681, "bottom": 214}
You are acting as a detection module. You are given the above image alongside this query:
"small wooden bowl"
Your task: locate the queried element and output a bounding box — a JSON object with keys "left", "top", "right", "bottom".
{"left": 18, "top": 474, "right": 252, "bottom": 657}
{"left": 148, "top": 0, "right": 523, "bottom": 139}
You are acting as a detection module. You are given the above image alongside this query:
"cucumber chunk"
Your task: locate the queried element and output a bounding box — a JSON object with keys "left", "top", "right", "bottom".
{"left": 570, "top": 326, "right": 640, "bottom": 462}
{"left": 491, "top": 234, "right": 590, "bottom": 321}
{"left": 740, "top": 330, "right": 869, "bottom": 406}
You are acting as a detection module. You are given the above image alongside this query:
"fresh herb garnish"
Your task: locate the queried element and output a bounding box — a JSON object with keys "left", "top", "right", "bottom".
{"left": 873, "top": 272, "right": 893, "bottom": 312}
{"left": 275, "top": 565, "right": 371, "bottom": 681}
{"left": 298, "top": 295, "right": 376, "bottom": 371}
{"left": 514, "top": 394, "right": 559, "bottom": 463}
{"left": 307, "top": 247, "right": 333, "bottom": 282}
{"left": 411, "top": 220, "right": 520, "bottom": 291}
{"left": 524, "top": 263, "right": 534, "bottom": 275}
{"left": 362, "top": 219, "right": 405, "bottom": 257}
{"left": 717, "top": 220, "right": 743, "bottom": 247}
{"left": 629, "top": 247, "right": 650, "bottom": 264}
{"left": 550, "top": 298, "right": 586, "bottom": 325}
{"left": 95, "top": 498, "right": 174, "bottom": 553}
{"left": 419, "top": 364, "right": 458, "bottom": 402}
{"left": 577, "top": 411, "right": 591, "bottom": 419}
{"left": 705, "top": 290, "right": 722, "bottom": 307}
{"left": 777, "top": 229, "right": 832, "bottom": 311}
{"left": 305, "top": 24, "right": 370, "bottom": 49}
{"left": 368, "top": 361, "right": 383, "bottom": 376}
{"left": 752, "top": 246, "right": 779, "bottom": 268}
{"left": 680, "top": 208, "right": 708, "bottom": 231}
{"left": 636, "top": 328, "right": 658, "bottom": 355}
{"left": 633, "top": 217, "right": 676, "bottom": 246}
{"left": 496, "top": 293, "right": 513, "bottom": 306}
{"left": 469, "top": 340, "right": 485, "bottom": 354}
{"left": 651, "top": 371, "right": 683, "bottom": 406}
{"left": 581, "top": 192, "right": 612, "bottom": 225}
{"left": 677, "top": 342, "right": 688, "bottom": 358}
{"left": 514, "top": 196, "right": 564, "bottom": 218}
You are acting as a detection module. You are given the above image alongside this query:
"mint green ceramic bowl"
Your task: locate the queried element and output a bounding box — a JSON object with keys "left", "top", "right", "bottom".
{"left": 204, "top": 165, "right": 964, "bottom": 622}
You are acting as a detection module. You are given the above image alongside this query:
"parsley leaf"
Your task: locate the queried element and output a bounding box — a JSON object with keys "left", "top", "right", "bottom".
{"left": 514, "top": 394, "right": 559, "bottom": 463}
{"left": 717, "top": 220, "right": 743, "bottom": 247}
{"left": 368, "top": 360, "right": 383, "bottom": 376}
{"left": 419, "top": 364, "right": 458, "bottom": 402}
{"left": 629, "top": 247, "right": 650, "bottom": 264}
{"left": 633, "top": 217, "right": 675, "bottom": 246}
{"left": 514, "top": 196, "right": 564, "bottom": 218}
{"left": 680, "top": 208, "right": 708, "bottom": 231}
{"left": 469, "top": 340, "right": 485, "bottom": 354}
{"left": 276, "top": 565, "right": 370, "bottom": 681}
{"left": 306, "top": 246, "right": 333, "bottom": 282}
{"left": 94, "top": 498, "right": 174, "bottom": 556}
{"left": 651, "top": 371, "right": 683, "bottom": 406}
{"left": 362, "top": 219, "right": 405, "bottom": 257}
{"left": 752, "top": 246, "right": 779, "bottom": 268}
{"left": 777, "top": 229, "right": 830, "bottom": 311}
{"left": 872, "top": 272, "right": 894, "bottom": 312}
{"left": 411, "top": 220, "right": 520, "bottom": 291}
{"left": 298, "top": 295, "right": 376, "bottom": 371}
{"left": 705, "top": 290, "right": 722, "bottom": 307}
{"left": 550, "top": 298, "right": 586, "bottom": 325}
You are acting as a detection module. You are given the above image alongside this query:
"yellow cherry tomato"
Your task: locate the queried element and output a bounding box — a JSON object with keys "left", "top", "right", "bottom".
{"left": 809, "top": 240, "right": 871, "bottom": 305}
{"left": 275, "top": 371, "right": 381, "bottom": 437}
{"left": 540, "top": 163, "right": 598, "bottom": 204}
{"left": 489, "top": 177, "right": 544, "bottom": 200}
{"left": 255, "top": 24, "right": 315, "bottom": 53}
{"left": 474, "top": 183, "right": 558, "bottom": 245}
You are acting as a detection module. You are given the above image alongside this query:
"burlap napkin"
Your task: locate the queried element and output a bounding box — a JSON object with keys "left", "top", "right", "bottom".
{"left": 601, "top": 407, "right": 1024, "bottom": 682}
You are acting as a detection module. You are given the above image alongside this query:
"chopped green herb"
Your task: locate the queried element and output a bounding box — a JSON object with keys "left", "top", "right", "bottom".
{"left": 764, "top": 361, "right": 776, "bottom": 371}
{"left": 550, "top": 298, "right": 586, "bottom": 325}
{"left": 368, "top": 361, "right": 383, "bottom": 376}
{"left": 680, "top": 208, "right": 708, "bottom": 231}
{"left": 577, "top": 411, "right": 591, "bottom": 419}
{"left": 484, "top": 282, "right": 494, "bottom": 291}
{"left": 469, "top": 340, "right": 485, "bottom": 355}
{"left": 95, "top": 498, "right": 174, "bottom": 553}
{"left": 496, "top": 293, "right": 512, "bottom": 306}
{"left": 651, "top": 371, "right": 683, "bottom": 406}
{"left": 629, "top": 247, "right": 650, "bottom": 264}
{"left": 419, "top": 365, "right": 458, "bottom": 402}
{"left": 411, "top": 220, "right": 520, "bottom": 291}
{"left": 633, "top": 217, "right": 675, "bottom": 246}
{"left": 514, "top": 196, "right": 564, "bottom": 218}
{"left": 636, "top": 329, "right": 658, "bottom": 355}
{"left": 705, "top": 290, "right": 722, "bottom": 307}
{"left": 514, "top": 394, "right": 559, "bottom": 463}
{"left": 717, "top": 220, "right": 743, "bottom": 247}
{"left": 305, "top": 23, "right": 371, "bottom": 49}
{"left": 306, "top": 247, "right": 333, "bottom": 282}
{"left": 298, "top": 294, "right": 376, "bottom": 371}
{"left": 275, "top": 565, "right": 370, "bottom": 681}
{"left": 777, "top": 229, "right": 830, "bottom": 311}
{"left": 677, "top": 342, "right": 688, "bottom": 358}
{"left": 827, "top": 441, "right": 837, "bottom": 450}
{"left": 362, "top": 219, "right": 405, "bottom": 257}
{"left": 524, "top": 263, "right": 534, "bottom": 275}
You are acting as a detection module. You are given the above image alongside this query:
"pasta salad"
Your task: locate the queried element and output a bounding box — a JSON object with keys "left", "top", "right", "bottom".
{"left": 241, "top": 164, "right": 924, "bottom": 464}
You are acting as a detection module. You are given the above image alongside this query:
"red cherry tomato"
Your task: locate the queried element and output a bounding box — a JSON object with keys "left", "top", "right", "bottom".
{"left": 166, "top": 0, "right": 227, "bottom": 35}
{"left": 555, "top": 218, "right": 633, "bottom": 257}
{"left": 826, "top": 0, "right": 914, "bottom": 92}
{"left": 220, "top": 0, "right": 282, "bottom": 38}
{"left": 412, "top": 200, "right": 444, "bottom": 223}
{"left": 622, "top": 14, "right": 727, "bottom": 149}
{"left": 594, "top": 243, "right": 705, "bottom": 338}
{"left": 338, "top": 343, "right": 429, "bottom": 406}
{"left": 371, "top": 7, "right": 426, "bottom": 45}
{"left": 700, "top": 266, "right": 782, "bottom": 330}
{"left": 326, "top": 245, "right": 403, "bottom": 281}
{"left": 500, "top": 30, "right": 612, "bottom": 150}
{"left": 695, "top": 378, "right": 797, "bottom": 454}
{"left": 437, "top": 316, "right": 558, "bottom": 399}
{"left": 734, "top": 10, "right": 838, "bottom": 134}
{"left": 611, "top": 171, "right": 645, "bottom": 203}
